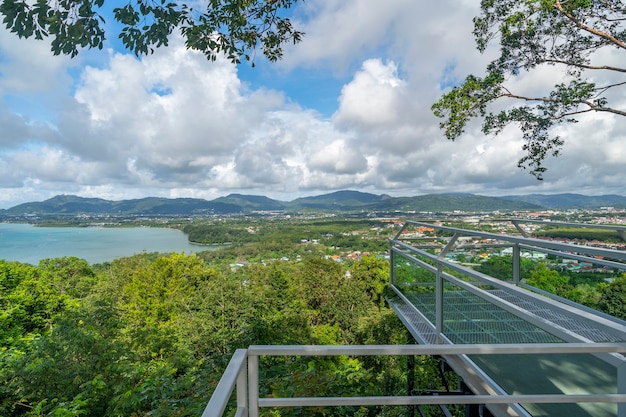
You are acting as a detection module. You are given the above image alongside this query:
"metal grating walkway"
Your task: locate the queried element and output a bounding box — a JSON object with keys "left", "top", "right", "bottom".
{"left": 403, "top": 289, "right": 563, "bottom": 344}
{"left": 398, "top": 288, "right": 626, "bottom": 345}
{"left": 388, "top": 293, "right": 621, "bottom": 417}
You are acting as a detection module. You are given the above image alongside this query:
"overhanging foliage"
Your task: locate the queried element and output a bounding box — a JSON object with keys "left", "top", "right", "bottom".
{"left": 0, "top": 0, "right": 303, "bottom": 63}
{"left": 432, "top": 0, "right": 626, "bottom": 178}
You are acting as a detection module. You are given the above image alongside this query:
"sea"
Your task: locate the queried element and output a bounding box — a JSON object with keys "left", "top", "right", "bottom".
{"left": 0, "top": 223, "right": 214, "bottom": 265}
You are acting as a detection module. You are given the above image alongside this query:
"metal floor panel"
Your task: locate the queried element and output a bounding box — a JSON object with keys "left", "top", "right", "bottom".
{"left": 403, "top": 290, "right": 562, "bottom": 344}
{"left": 490, "top": 289, "right": 626, "bottom": 343}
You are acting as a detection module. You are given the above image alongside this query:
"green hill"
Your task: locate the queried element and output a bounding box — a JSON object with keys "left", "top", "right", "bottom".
{"left": 3, "top": 191, "right": 623, "bottom": 217}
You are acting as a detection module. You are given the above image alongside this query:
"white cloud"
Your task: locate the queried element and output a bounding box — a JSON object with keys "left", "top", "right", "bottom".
{"left": 333, "top": 59, "right": 409, "bottom": 128}
{"left": 0, "top": 29, "right": 73, "bottom": 94}
{"left": 308, "top": 139, "right": 368, "bottom": 174}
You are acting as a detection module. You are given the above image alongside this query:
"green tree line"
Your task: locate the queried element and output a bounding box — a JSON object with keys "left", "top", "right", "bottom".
{"left": 182, "top": 218, "right": 393, "bottom": 252}
{"left": 535, "top": 228, "right": 625, "bottom": 243}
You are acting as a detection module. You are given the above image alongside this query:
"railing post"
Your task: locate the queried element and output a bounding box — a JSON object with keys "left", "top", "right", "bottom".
{"left": 390, "top": 249, "right": 395, "bottom": 287}
{"left": 435, "top": 234, "right": 457, "bottom": 343}
{"left": 407, "top": 349, "right": 415, "bottom": 417}
{"left": 619, "top": 362, "right": 626, "bottom": 417}
{"left": 512, "top": 244, "right": 521, "bottom": 286}
{"left": 436, "top": 263, "right": 443, "bottom": 343}
{"left": 248, "top": 354, "right": 259, "bottom": 417}
{"left": 237, "top": 355, "right": 248, "bottom": 417}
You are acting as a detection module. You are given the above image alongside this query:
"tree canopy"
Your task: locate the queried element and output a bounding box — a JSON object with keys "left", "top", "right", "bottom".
{"left": 0, "top": 0, "right": 303, "bottom": 63}
{"left": 432, "top": 0, "right": 626, "bottom": 178}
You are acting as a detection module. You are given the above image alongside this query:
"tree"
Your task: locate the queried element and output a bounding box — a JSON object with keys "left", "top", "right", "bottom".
{"left": 598, "top": 275, "right": 626, "bottom": 320}
{"left": 432, "top": 0, "right": 626, "bottom": 178}
{"left": 526, "top": 263, "right": 570, "bottom": 295}
{"left": 0, "top": 0, "right": 303, "bottom": 63}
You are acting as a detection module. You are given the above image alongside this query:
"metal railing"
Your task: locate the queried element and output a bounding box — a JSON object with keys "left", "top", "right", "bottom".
{"left": 388, "top": 219, "right": 626, "bottom": 417}
{"left": 202, "top": 219, "right": 626, "bottom": 417}
{"left": 202, "top": 343, "right": 626, "bottom": 417}
{"left": 389, "top": 220, "right": 626, "bottom": 346}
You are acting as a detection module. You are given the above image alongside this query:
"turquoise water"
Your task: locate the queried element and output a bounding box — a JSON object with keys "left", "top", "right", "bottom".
{"left": 0, "top": 223, "right": 214, "bottom": 265}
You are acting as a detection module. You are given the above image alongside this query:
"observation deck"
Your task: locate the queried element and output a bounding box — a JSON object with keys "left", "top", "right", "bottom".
{"left": 204, "top": 219, "right": 626, "bottom": 417}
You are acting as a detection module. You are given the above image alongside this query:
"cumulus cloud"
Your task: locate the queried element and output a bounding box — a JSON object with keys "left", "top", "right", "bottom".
{"left": 69, "top": 43, "right": 280, "bottom": 174}
{"left": 308, "top": 139, "right": 368, "bottom": 174}
{"left": 333, "top": 59, "right": 409, "bottom": 128}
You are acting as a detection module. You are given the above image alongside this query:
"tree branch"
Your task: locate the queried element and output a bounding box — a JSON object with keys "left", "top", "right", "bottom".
{"left": 543, "top": 59, "right": 626, "bottom": 73}
{"left": 554, "top": 0, "right": 626, "bottom": 49}
{"left": 498, "top": 91, "right": 626, "bottom": 117}
{"left": 594, "top": 80, "right": 626, "bottom": 95}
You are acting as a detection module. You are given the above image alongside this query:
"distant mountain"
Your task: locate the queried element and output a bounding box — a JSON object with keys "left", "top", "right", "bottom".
{"left": 6, "top": 195, "right": 113, "bottom": 214}
{"left": 2, "top": 191, "right": 624, "bottom": 217}
{"left": 501, "top": 193, "right": 626, "bottom": 209}
{"left": 4, "top": 195, "right": 240, "bottom": 216}
{"left": 287, "top": 190, "right": 390, "bottom": 210}
{"left": 213, "top": 194, "right": 287, "bottom": 211}
{"left": 381, "top": 193, "right": 542, "bottom": 212}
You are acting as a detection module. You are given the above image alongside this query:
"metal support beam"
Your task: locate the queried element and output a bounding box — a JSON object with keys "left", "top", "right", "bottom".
{"left": 512, "top": 244, "right": 520, "bottom": 285}
{"left": 390, "top": 248, "right": 396, "bottom": 287}
{"left": 408, "top": 350, "right": 416, "bottom": 417}
{"left": 511, "top": 220, "right": 528, "bottom": 238}
{"left": 436, "top": 263, "right": 444, "bottom": 343}
{"left": 619, "top": 362, "right": 626, "bottom": 417}
{"left": 248, "top": 355, "right": 259, "bottom": 417}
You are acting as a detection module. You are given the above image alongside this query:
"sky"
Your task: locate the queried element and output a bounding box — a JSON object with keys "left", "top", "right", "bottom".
{"left": 1, "top": 1, "right": 625, "bottom": 209}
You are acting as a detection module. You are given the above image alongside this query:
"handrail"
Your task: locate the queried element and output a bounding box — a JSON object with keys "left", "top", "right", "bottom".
{"left": 202, "top": 349, "right": 248, "bottom": 417}
{"left": 389, "top": 221, "right": 626, "bottom": 344}
{"left": 248, "top": 343, "right": 626, "bottom": 356}
{"left": 204, "top": 343, "right": 626, "bottom": 417}
{"left": 390, "top": 240, "right": 626, "bottom": 346}
{"left": 510, "top": 218, "right": 626, "bottom": 241}
{"left": 396, "top": 220, "right": 626, "bottom": 263}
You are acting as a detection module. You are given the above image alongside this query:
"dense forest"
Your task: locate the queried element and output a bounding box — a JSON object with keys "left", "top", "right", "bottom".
{"left": 181, "top": 218, "right": 390, "bottom": 252}
{"left": 0, "top": 246, "right": 457, "bottom": 416}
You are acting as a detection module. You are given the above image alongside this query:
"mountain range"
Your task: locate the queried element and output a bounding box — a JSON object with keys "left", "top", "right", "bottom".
{"left": 1, "top": 191, "right": 625, "bottom": 217}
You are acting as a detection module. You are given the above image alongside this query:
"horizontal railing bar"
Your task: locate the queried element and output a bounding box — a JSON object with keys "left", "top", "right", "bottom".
{"left": 201, "top": 349, "right": 248, "bottom": 417}
{"left": 517, "top": 243, "right": 626, "bottom": 271}
{"left": 402, "top": 221, "right": 626, "bottom": 261}
{"left": 248, "top": 343, "right": 626, "bottom": 357}
{"left": 511, "top": 218, "right": 626, "bottom": 232}
{"left": 259, "top": 394, "right": 626, "bottom": 407}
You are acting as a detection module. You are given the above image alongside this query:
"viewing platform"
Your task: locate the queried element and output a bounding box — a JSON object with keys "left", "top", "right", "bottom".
{"left": 389, "top": 220, "right": 626, "bottom": 417}
{"left": 204, "top": 219, "right": 626, "bottom": 417}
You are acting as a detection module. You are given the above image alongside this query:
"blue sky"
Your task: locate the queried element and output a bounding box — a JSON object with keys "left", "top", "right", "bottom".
{"left": 1, "top": 0, "right": 625, "bottom": 209}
